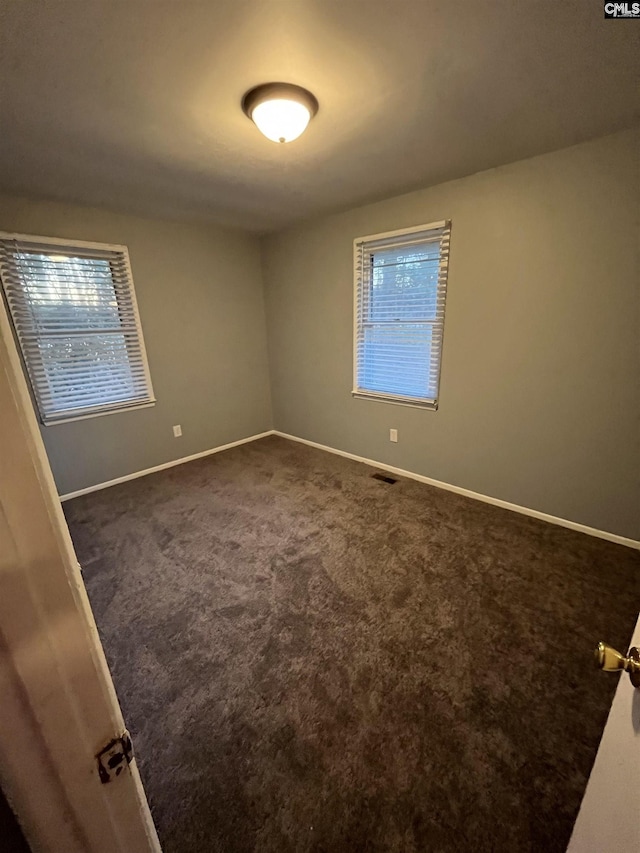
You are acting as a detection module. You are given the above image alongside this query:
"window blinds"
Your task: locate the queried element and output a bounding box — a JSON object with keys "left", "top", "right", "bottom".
{"left": 0, "top": 235, "right": 154, "bottom": 424}
{"left": 353, "top": 220, "right": 451, "bottom": 409}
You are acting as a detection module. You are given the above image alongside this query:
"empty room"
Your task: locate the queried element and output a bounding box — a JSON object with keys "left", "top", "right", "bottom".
{"left": 0, "top": 1, "right": 639, "bottom": 852}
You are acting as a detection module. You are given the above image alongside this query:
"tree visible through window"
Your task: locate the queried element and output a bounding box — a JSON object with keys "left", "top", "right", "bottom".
{"left": 0, "top": 235, "right": 154, "bottom": 424}
{"left": 353, "top": 221, "right": 451, "bottom": 409}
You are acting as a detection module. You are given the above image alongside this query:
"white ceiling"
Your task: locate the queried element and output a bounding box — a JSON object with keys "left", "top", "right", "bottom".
{"left": 0, "top": 1, "right": 638, "bottom": 233}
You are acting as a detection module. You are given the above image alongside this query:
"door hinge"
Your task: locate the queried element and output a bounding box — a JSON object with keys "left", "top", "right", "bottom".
{"left": 96, "top": 731, "right": 134, "bottom": 784}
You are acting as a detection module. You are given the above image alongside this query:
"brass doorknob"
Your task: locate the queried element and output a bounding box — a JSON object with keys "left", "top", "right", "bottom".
{"left": 595, "top": 642, "right": 640, "bottom": 688}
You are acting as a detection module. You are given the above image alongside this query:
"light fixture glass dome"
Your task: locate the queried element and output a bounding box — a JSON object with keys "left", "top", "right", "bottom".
{"left": 251, "top": 99, "right": 311, "bottom": 144}
{"left": 242, "top": 83, "right": 318, "bottom": 144}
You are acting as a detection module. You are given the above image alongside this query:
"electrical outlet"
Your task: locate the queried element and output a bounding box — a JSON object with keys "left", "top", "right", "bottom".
{"left": 389, "top": 428, "right": 398, "bottom": 443}
{"left": 173, "top": 425, "right": 182, "bottom": 437}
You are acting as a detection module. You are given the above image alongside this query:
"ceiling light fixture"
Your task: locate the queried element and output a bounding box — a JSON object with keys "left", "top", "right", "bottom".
{"left": 242, "top": 82, "right": 318, "bottom": 144}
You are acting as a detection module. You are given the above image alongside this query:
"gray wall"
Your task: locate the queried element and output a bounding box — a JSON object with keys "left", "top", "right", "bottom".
{"left": 1, "top": 130, "right": 637, "bottom": 538}
{"left": 262, "top": 129, "right": 640, "bottom": 540}
{"left": 0, "top": 195, "right": 272, "bottom": 495}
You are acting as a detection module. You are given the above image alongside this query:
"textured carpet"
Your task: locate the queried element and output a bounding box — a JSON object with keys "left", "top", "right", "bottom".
{"left": 64, "top": 436, "right": 640, "bottom": 853}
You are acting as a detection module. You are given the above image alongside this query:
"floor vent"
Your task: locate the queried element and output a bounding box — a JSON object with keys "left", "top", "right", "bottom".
{"left": 371, "top": 472, "right": 397, "bottom": 484}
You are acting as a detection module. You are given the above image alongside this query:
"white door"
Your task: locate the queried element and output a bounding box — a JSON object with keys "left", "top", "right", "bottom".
{"left": 568, "top": 616, "right": 640, "bottom": 852}
{"left": 0, "top": 304, "right": 160, "bottom": 851}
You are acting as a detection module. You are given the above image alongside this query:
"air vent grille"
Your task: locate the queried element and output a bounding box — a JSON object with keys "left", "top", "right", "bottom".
{"left": 371, "top": 473, "right": 397, "bottom": 484}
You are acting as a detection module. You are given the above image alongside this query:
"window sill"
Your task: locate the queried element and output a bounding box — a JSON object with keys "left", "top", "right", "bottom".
{"left": 352, "top": 391, "right": 437, "bottom": 411}
{"left": 42, "top": 400, "right": 156, "bottom": 427}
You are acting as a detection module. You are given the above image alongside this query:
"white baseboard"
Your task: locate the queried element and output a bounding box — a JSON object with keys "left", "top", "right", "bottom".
{"left": 59, "top": 431, "right": 275, "bottom": 501}
{"left": 273, "top": 430, "right": 640, "bottom": 551}
{"left": 60, "top": 427, "right": 639, "bottom": 550}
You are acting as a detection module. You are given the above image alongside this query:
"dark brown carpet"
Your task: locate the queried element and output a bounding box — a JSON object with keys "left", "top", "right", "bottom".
{"left": 64, "top": 435, "right": 640, "bottom": 853}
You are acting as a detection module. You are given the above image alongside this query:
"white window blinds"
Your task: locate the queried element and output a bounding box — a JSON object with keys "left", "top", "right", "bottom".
{"left": 353, "top": 220, "right": 451, "bottom": 409}
{"left": 0, "top": 234, "right": 155, "bottom": 424}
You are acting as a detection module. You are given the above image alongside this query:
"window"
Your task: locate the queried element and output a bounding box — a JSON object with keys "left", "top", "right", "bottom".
{"left": 353, "top": 220, "right": 451, "bottom": 409}
{"left": 0, "top": 233, "right": 154, "bottom": 424}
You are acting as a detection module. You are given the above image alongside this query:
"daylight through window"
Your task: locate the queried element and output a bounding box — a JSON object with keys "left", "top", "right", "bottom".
{"left": 0, "top": 234, "right": 154, "bottom": 424}
{"left": 353, "top": 220, "right": 451, "bottom": 409}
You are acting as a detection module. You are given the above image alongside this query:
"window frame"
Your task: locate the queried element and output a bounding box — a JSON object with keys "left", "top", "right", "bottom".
{"left": 0, "top": 231, "right": 156, "bottom": 426}
{"left": 352, "top": 219, "right": 451, "bottom": 411}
